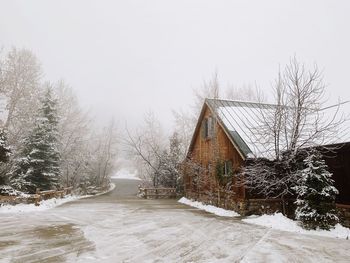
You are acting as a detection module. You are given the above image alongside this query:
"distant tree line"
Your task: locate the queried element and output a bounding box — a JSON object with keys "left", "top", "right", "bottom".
{"left": 0, "top": 47, "right": 118, "bottom": 195}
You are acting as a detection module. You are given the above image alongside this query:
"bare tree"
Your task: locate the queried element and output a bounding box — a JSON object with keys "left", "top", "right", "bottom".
{"left": 125, "top": 111, "right": 187, "bottom": 191}
{"left": 56, "top": 81, "right": 93, "bottom": 188}
{"left": 257, "top": 57, "right": 345, "bottom": 160}
{"left": 0, "top": 48, "right": 42, "bottom": 184}
{"left": 56, "top": 81, "right": 118, "bottom": 192}
{"left": 171, "top": 109, "right": 194, "bottom": 158}
{"left": 125, "top": 111, "right": 167, "bottom": 187}
{"left": 225, "top": 84, "right": 264, "bottom": 102}
{"left": 0, "top": 48, "right": 42, "bottom": 143}
{"left": 172, "top": 72, "right": 222, "bottom": 160}
{"left": 193, "top": 71, "right": 220, "bottom": 117}
{"left": 88, "top": 119, "right": 118, "bottom": 189}
{"left": 242, "top": 57, "right": 346, "bottom": 212}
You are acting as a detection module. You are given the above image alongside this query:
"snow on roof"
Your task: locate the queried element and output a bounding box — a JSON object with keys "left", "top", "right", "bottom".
{"left": 206, "top": 98, "right": 350, "bottom": 160}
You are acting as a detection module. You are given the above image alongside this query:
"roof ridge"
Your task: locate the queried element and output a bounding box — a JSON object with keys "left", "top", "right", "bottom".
{"left": 206, "top": 98, "right": 350, "bottom": 110}
{"left": 205, "top": 98, "right": 277, "bottom": 107}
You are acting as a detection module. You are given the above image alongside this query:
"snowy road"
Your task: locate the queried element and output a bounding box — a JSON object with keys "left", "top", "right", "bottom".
{"left": 0, "top": 179, "right": 349, "bottom": 263}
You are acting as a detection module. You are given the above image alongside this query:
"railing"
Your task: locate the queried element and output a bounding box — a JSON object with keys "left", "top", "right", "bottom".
{"left": 138, "top": 187, "right": 177, "bottom": 199}
{"left": 336, "top": 203, "right": 350, "bottom": 209}
{"left": 0, "top": 187, "right": 73, "bottom": 206}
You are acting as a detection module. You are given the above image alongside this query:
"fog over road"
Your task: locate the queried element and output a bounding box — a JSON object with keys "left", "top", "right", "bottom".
{"left": 0, "top": 179, "right": 349, "bottom": 262}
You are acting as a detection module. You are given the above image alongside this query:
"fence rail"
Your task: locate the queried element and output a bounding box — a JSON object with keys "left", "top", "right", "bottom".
{"left": 138, "top": 187, "right": 177, "bottom": 199}
{"left": 0, "top": 187, "right": 73, "bottom": 206}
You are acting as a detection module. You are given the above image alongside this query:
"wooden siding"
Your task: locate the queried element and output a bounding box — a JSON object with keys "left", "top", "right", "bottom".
{"left": 185, "top": 105, "right": 246, "bottom": 200}
{"left": 184, "top": 102, "right": 350, "bottom": 222}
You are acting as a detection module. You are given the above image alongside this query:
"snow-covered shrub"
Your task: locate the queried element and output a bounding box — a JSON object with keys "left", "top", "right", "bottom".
{"left": 0, "top": 185, "right": 21, "bottom": 196}
{"left": 293, "top": 149, "right": 339, "bottom": 230}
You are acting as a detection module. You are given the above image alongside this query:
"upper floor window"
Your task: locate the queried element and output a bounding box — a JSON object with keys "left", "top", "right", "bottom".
{"left": 203, "top": 117, "right": 214, "bottom": 139}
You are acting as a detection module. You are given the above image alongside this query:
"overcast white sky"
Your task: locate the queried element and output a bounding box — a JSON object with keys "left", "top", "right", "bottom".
{"left": 1, "top": 0, "right": 349, "bottom": 130}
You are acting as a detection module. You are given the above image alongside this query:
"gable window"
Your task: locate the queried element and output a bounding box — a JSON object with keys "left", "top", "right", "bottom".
{"left": 203, "top": 117, "right": 214, "bottom": 139}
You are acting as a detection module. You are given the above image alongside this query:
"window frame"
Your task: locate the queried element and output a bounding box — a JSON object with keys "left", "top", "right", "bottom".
{"left": 203, "top": 116, "right": 213, "bottom": 139}
{"left": 223, "top": 160, "right": 233, "bottom": 176}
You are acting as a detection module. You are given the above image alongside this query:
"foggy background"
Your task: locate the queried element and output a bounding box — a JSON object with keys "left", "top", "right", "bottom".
{"left": 1, "top": 0, "right": 349, "bottom": 130}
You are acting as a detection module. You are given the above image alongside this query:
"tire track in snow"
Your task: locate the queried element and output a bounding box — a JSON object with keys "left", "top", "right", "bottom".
{"left": 236, "top": 228, "right": 272, "bottom": 262}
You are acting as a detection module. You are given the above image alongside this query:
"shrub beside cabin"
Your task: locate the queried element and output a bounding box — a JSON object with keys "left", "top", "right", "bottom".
{"left": 183, "top": 99, "right": 350, "bottom": 226}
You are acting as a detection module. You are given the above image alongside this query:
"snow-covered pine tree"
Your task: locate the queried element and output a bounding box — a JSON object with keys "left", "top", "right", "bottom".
{"left": 0, "top": 128, "right": 11, "bottom": 164}
{"left": 10, "top": 88, "right": 61, "bottom": 193}
{"left": 158, "top": 132, "right": 183, "bottom": 190}
{"left": 293, "top": 148, "right": 339, "bottom": 230}
{"left": 0, "top": 128, "right": 12, "bottom": 193}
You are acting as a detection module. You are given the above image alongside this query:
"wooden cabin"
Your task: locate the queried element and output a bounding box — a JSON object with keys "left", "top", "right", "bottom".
{"left": 183, "top": 99, "right": 282, "bottom": 215}
{"left": 184, "top": 98, "right": 350, "bottom": 219}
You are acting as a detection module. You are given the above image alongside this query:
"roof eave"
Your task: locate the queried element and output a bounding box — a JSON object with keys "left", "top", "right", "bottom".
{"left": 186, "top": 100, "right": 209, "bottom": 159}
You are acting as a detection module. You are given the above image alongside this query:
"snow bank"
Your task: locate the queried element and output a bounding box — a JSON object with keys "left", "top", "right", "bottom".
{"left": 243, "top": 213, "right": 350, "bottom": 239}
{"left": 178, "top": 197, "right": 239, "bottom": 217}
{"left": 0, "top": 195, "right": 80, "bottom": 214}
{"left": 0, "top": 183, "right": 116, "bottom": 214}
{"left": 111, "top": 169, "right": 141, "bottom": 180}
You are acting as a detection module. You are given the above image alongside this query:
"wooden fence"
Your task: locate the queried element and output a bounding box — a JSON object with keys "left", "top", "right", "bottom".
{"left": 0, "top": 187, "right": 73, "bottom": 206}
{"left": 138, "top": 187, "right": 177, "bottom": 199}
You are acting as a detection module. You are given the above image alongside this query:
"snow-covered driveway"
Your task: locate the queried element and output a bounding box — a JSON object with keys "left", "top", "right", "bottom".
{"left": 0, "top": 179, "right": 349, "bottom": 263}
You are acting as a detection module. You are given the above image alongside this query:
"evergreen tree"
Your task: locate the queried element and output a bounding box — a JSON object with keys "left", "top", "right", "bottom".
{"left": 158, "top": 132, "right": 183, "bottom": 190}
{"left": 0, "top": 128, "right": 11, "bottom": 164}
{"left": 10, "top": 88, "right": 61, "bottom": 193}
{"left": 293, "top": 149, "right": 339, "bottom": 230}
{"left": 0, "top": 128, "right": 11, "bottom": 192}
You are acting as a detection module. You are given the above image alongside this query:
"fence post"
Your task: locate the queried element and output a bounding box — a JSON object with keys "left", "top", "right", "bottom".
{"left": 34, "top": 195, "right": 40, "bottom": 206}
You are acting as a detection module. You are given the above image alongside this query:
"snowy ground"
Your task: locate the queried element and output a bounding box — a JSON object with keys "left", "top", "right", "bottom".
{"left": 0, "top": 183, "right": 116, "bottom": 214}
{"left": 0, "top": 195, "right": 81, "bottom": 214}
{"left": 243, "top": 213, "right": 350, "bottom": 240}
{"left": 179, "top": 197, "right": 350, "bottom": 240}
{"left": 178, "top": 197, "right": 240, "bottom": 217}
{"left": 0, "top": 179, "right": 349, "bottom": 262}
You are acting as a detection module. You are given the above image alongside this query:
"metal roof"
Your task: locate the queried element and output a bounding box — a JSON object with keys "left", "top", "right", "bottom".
{"left": 205, "top": 98, "right": 350, "bottom": 160}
